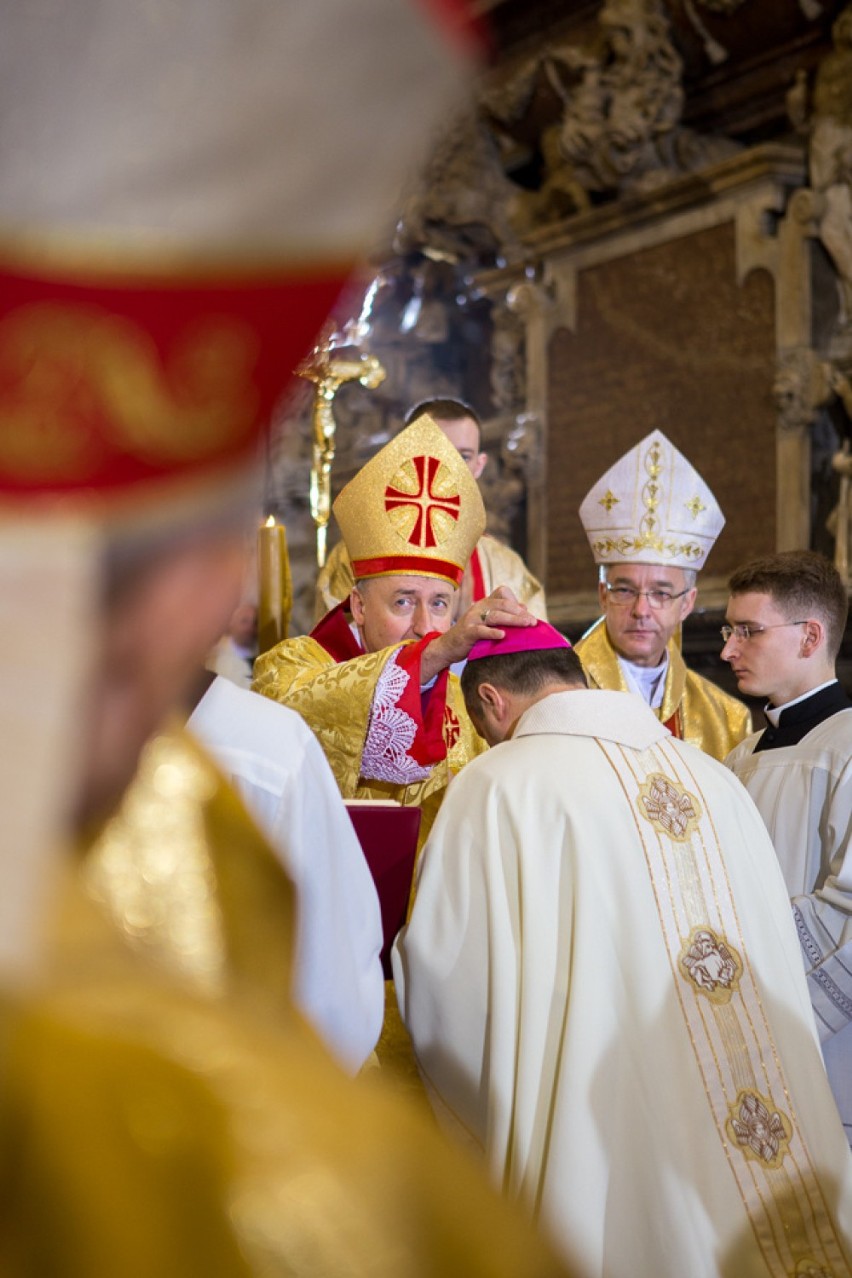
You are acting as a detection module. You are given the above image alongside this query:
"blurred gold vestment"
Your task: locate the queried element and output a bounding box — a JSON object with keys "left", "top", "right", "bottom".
{"left": 0, "top": 727, "right": 566, "bottom": 1278}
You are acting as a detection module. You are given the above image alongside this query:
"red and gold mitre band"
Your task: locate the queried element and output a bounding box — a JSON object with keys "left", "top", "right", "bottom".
{"left": 333, "top": 415, "right": 485, "bottom": 587}
{"left": 0, "top": 248, "right": 347, "bottom": 510}
{"left": 350, "top": 555, "right": 465, "bottom": 585}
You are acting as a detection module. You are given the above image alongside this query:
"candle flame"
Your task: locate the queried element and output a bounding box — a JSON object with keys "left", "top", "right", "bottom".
{"left": 264, "top": 515, "right": 276, "bottom": 528}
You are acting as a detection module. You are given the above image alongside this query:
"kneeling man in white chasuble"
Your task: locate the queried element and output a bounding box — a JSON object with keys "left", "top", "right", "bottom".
{"left": 394, "top": 621, "right": 852, "bottom": 1278}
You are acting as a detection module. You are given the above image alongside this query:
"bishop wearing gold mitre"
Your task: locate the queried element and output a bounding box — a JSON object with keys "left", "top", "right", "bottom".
{"left": 253, "top": 414, "right": 537, "bottom": 844}
{"left": 574, "top": 430, "right": 752, "bottom": 760}
{"left": 315, "top": 398, "right": 548, "bottom": 621}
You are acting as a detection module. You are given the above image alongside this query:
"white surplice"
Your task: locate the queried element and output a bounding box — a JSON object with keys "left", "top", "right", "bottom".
{"left": 189, "top": 676, "right": 384, "bottom": 1073}
{"left": 394, "top": 689, "right": 852, "bottom": 1278}
{"left": 726, "top": 707, "right": 852, "bottom": 1145}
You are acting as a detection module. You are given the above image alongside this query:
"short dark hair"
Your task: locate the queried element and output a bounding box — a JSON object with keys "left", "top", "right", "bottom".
{"left": 405, "top": 398, "right": 482, "bottom": 432}
{"left": 729, "top": 551, "right": 849, "bottom": 660}
{"left": 461, "top": 646, "right": 586, "bottom": 717}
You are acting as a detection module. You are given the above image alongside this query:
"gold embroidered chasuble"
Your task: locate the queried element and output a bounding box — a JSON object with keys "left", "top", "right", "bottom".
{"left": 396, "top": 691, "right": 852, "bottom": 1278}
{"left": 253, "top": 617, "right": 486, "bottom": 848}
{"left": 575, "top": 616, "right": 752, "bottom": 761}
{"left": 0, "top": 726, "right": 568, "bottom": 1278}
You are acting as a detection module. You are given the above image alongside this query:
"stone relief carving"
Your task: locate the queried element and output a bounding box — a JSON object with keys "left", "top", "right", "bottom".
{"left": 490, "top": 305, "right": 526, "bottom": 413}
{"left": 788, "top": 3, "right": 852, "bottom": 335}
{"left": 772, "top": 348, "right": 832, "bottom": 434}
{"left": 548, "top": 0, "right": 687, "bottom": 199}
{"left": 773, "top": 349, "right": 852, "bottom": 565}
{"left": 485, "top": 0, "right": 740, "bottom": 237}
{"left": 394, "top": 109, "right": 524, "bottom": 265}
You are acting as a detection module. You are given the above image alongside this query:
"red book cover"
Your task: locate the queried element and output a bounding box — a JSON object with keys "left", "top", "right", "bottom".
{"left": 345, "top": 803, "right": 421, "bottom": 979}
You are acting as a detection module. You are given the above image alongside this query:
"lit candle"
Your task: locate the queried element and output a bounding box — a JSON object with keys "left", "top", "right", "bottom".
{"left": 257, "top": 516, "right": 292, "bottom": 654}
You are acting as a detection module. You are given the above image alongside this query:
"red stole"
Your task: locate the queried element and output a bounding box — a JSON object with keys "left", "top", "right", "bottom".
{"left": 310, "top": 603, "right": 451, "bottom": 764}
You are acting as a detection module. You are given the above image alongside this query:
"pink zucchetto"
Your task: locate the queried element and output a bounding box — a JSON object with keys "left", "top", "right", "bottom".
{"left": 468, "top": 620, "right": 571, "bottom": 662}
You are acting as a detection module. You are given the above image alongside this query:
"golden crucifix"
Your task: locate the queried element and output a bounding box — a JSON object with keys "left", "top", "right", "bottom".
{"left": 296, "top": 323, "right": 386, "bottom": 567}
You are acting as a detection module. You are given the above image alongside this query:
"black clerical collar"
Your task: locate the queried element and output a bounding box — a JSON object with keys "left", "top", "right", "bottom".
{"left": 755, "top": 680, "right": 852, "bottom": 753}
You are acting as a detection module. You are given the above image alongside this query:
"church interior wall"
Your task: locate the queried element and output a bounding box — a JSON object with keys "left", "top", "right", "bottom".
{"left": 268, "top": 0, "right": 852, "bottom": 700}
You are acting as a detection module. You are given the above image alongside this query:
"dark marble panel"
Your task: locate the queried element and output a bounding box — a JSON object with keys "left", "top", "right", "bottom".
{"left": 546, "top": 219, "right": 777, "bottom": 596}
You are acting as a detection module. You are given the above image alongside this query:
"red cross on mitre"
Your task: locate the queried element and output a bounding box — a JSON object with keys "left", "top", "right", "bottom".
{"left": 384, "top": 454, "right": 460, "bottom": 548}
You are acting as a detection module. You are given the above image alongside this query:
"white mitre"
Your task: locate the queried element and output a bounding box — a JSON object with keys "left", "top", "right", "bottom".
{"left": 579, "top": 430, "right": 725, "bottom": 571}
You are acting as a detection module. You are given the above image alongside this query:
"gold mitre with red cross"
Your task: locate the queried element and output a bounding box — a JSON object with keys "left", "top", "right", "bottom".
{"left": 579, "top": 430, "right": 725, "bottom": 571}
{"left": 332, "top": 415, "right": 486, "bottom": 587}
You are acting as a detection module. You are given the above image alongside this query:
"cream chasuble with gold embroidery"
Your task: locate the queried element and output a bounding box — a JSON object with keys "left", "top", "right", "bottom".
{"left": 395, "top": 690, "right": 852, "bottom": 1278}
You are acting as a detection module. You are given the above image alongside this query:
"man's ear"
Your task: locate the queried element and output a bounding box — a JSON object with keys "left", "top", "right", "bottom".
{"left": 472, "top": 452, "right": 487, "bottom": 481}
{"left": 350, "top": 585, "right": 366, "bottom": 626}
{"left": 678, "top": 586, "right": 698, "bottom": 623}
{"left": 477, "top": 680, "right": 504, "bottom": 716}
{"left": 800, "top": 617, "right": 825, "bottom": 656}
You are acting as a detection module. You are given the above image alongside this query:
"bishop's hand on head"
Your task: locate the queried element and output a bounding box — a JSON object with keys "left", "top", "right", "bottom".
{"left": 420, "top": 584, "right": 536, "bottom": 684}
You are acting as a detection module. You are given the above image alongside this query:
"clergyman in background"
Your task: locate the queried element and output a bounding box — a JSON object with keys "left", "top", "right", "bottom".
{"left": 575, "top": 429, "right": 752, "bottom": 760}
{"left": 723, "top": 549, "right": 852, "bottom": 1146}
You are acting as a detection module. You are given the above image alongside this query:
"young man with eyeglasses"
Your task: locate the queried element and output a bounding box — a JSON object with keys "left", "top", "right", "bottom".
{"left": 723, "top": 549, "right": 852, "bottom": 1145}
{"left": 575, "top": 431, "right": 752, "bottom": 760}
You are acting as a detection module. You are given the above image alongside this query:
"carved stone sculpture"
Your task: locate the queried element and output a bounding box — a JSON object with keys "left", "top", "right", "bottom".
{"left": 772, "top": 348, "right": 833, "bottom": 434}
{"left": 789, "top": 4, "right": 852, "bottom": 330}
{"left": 487, "top": 0, "right": 739, "bottom": 238}
{"left": 549, "top": 0, "right": 686, "bottom": 197}
{"left": 394, "top": 109, "right": 523, "bottom": 265}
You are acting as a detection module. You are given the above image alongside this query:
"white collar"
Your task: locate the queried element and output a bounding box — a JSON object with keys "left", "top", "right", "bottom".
{"left": 619, "top": 651, "right": 669, "bottom": 708}
{"left": 764, "top": 679, "right": 838, "bottom": 726}
{"left": 514, "top": 688, "right": 671, "bottom": 750}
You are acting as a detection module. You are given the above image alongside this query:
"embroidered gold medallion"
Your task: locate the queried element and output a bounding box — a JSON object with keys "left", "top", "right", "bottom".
{"left": 679, "top": 927, "right": 742, "bottom": 1004}
{"left": 793, "top": 1260, "right": 833, "bottom": 1277}
{"left": 637, "top": 773, "right": 702, "bottom": 842}
{"left": 726, "top": 1090, "right": 792, "bottom": 1170}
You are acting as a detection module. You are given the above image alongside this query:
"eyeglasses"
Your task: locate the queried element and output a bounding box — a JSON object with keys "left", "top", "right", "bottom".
{"left": 604, "top": 584, "right": 690, "bottom": 609}
{"left": 720, "top": 621, "right": 807, "bottom": 643}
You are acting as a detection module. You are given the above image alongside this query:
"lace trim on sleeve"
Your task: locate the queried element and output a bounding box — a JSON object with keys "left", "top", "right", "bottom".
{"left": 360, "top": 650, "right": 432, "bottom": 783}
